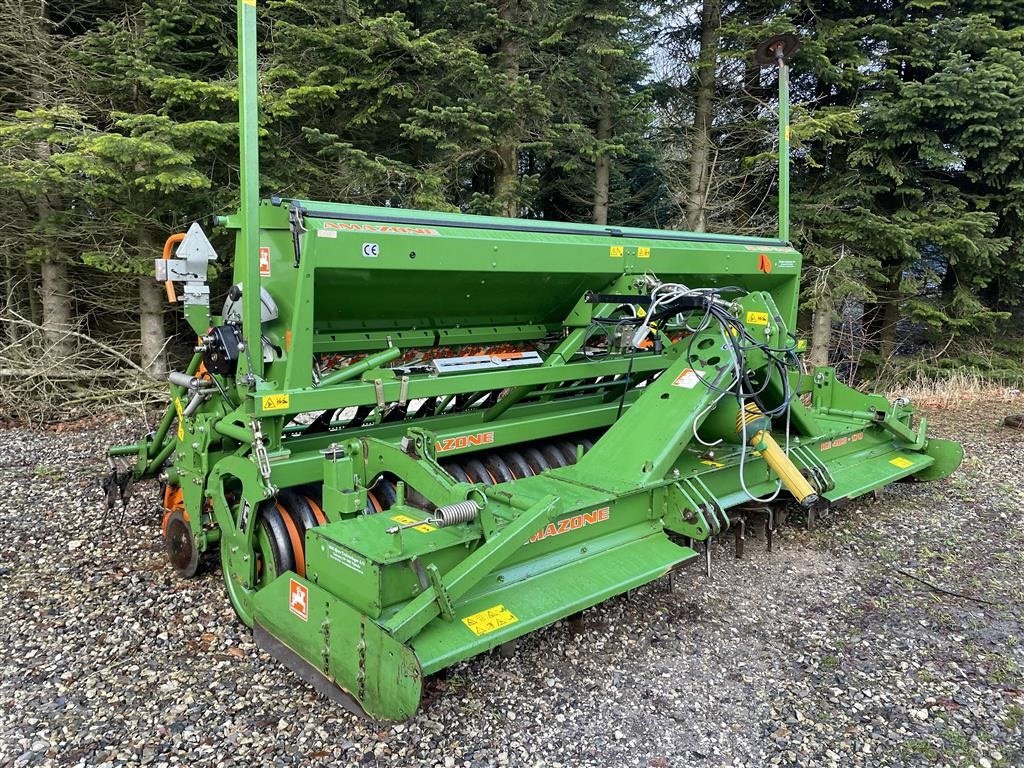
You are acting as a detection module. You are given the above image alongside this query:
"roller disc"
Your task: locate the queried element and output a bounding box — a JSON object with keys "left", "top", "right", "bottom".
{"left": 277, "top": 489, "right": 319, "bottom": 538}
{"left": 556, "top": 441, "right": 579, "bottom": 466}
{"left": 522, "top": 446, "right": 551, "bottom": 475}
{"left": 366, "top": 490, "right": 383, "bottom": 514}
{"left": 375, "top": 476, "right": 398, "bottom": 509}
{"left": 445, "top": 461, "right": 471, "bottom": 484}
{"left": 464, "top": 458, "right": 496, "bottom": 485}
{"left": 256, "top": 500, "right": 296, "bottom": 580}
{"left": 484, "top": 453, "right": 516, "bottom": 483}
{"left": 164, "top": 509, "right": 200, "bottom": 578}
{"left": 502, "top": 450, "right": 533, "bottom": 479}
{"left": 540, "top": 443, "right": 568, "bottom": 469}
{"left": 274, "top": 502, "right": 307, "bottom": 577}
{"left": 303, "top": 495, "right": 328, "bottom": 525}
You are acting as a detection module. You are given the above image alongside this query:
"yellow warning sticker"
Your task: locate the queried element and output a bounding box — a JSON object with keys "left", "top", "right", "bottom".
{"left": 462, "top": 604, "right": 518, "bottom": 636}
{"left": 700, "top": 459, "right": 725, "bottom": 468}
{"left": 174, "top": 397, "right": 185, "bottom": 440}
{"left": 796, "top": 338, "right": 808, "bottom": 351}
{"left": 746, "top": 311, "right": 769, "bottom": 326}
{"left": 637, "top": 246, "right": 651, "bottom": 258}
{"left": 261, "top": 393, "right": 290, "bottom": 412}
{"left": 889, "top": 456, "right": 914, "bottom": 469}
{"left": 609, "top": 245, "right": 624, "bottom": 258}
{"left": 390, "top": 514, "right": 436, "bottom": 533}
{"left": 243, "top": 0, "right": 256, "bottom": 6}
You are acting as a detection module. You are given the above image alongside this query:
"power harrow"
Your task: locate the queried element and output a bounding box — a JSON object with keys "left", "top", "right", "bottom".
{"left": 106, "top": 14, "right": 962, "bottom": 720}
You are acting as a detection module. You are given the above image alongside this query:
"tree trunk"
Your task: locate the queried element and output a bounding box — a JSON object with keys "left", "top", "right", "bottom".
{"left": 494, "top": 2, "right": 520, "bottom": 217}
{"left": 592, "top": 57, "right": 614, "bottom": 226}
{"left": 33, "top": 0, "right": 73, "bottom": 356}
{"left": 138, "top": 226, "right": 167, "bottom": 377}
{"left": 878, "top": 297, "right": 900, "bottom": 360}
{"left": 684, "top": 0, "right": 721, "bottom": 233}
{"left": 808, "top": 299, "right": 833, "bottom": 368}
{"left": 39, "top": 256, "right": 72, "bottom": 356}
{"left": 494, "top": 144, "right": 518, "bottom": 217}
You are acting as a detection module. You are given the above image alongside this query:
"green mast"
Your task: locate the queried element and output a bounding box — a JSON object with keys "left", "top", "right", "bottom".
{"left": 755, "top": 33, "right": 800, "bottom": 244}
{"left": 777, "top": 47, "right": 790, "bottom": 242}
{"left": 237, "top": 0, "right": 263, "bottom": 381}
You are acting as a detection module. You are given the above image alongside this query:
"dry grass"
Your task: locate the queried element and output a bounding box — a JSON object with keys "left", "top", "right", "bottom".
{"left": 888, "top": 370, "right": 1024, "bottom": 411}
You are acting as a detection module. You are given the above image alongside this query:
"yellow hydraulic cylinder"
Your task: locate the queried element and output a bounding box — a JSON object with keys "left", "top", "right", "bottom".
{"left": 737, "top": 403, "right": 818, "bottom": 507}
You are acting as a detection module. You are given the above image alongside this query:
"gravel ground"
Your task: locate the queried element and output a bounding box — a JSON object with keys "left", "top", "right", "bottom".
{"left": 1, "top": 399, "right": 1022, "bottom": 767}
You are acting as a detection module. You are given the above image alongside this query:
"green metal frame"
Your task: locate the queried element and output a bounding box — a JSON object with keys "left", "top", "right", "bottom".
{"left": 105, "top": 2, "right": 963, "bottom": 722}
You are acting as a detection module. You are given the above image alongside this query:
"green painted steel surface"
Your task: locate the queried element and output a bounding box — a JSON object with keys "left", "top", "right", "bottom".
{"left": 103, "top": 4, "right": 963, "bottom": 723}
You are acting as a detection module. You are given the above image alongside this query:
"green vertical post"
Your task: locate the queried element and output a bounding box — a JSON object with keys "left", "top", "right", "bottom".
{"left": 777, "top": 49, "right": 790, "bottom": 243}
{"left": 237, "top": 0, "right": 263, "bottom": 380}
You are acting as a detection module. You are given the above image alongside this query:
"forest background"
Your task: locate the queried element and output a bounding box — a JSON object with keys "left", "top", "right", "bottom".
{"left": 3, "top": 0, "right": 1023, "bottom": 417}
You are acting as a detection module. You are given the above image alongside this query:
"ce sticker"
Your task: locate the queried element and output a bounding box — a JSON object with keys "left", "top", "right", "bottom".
{"left": 361, "top": 242, "right": 380, "bottom": 258}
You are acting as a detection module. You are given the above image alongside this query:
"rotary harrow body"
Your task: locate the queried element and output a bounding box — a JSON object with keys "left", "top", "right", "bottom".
{"left": 109, "top": 200, "right": 962, "bottom": 720}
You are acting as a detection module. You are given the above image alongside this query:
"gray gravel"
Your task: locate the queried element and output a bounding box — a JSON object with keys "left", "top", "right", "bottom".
{"left": 1, "top": 401, "right": 1022, "bottom": 767}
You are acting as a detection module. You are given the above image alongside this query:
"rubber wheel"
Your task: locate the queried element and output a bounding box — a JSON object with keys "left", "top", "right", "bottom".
{"left": 164, "top": 509, "right": 200, "bottom": 578}
{"left": 464, "top": 458, "right": 495, "bottom": 485}
{"left": 277, "top": 489, "right": 319, "bottom": 538}
{"left": 255, "top": 500, "right": 296, "bottom": 582}
{"left": 485, "top": 453, "right": 516, "bottom": 483}
{"left": 502, "top": 450, "right": 534, "bottom": 478}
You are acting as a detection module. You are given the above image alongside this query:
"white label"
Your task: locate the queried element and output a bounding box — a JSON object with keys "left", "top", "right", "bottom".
{"left": 327, "top": 544, "right": 365, "bottom": 574}
{"left": 316, "top": 228, "right": 338, "bottom": 239}
{"left": 361, "top": 242, "right": 379, "bottom": 258}
{"left": 672, "top": 369, "right": 701, "bottom": 389}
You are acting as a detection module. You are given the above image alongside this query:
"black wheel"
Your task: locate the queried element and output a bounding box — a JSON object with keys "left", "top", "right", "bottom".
{"left": 464, "top": 458, "right": 495, "bottom": 485}
{"left": 164, "top": 509, "right": 200, "bottom": 578}
{"left": 277, "top": 489, "right": 319, "bottom": 538}
{"left": 502, "top": 450, "right": 533, "bottom": 478}
{"left": 255, "top": 500, "right": 296, "bottom": 582}
{"left": 484, "top": 453, "right": 516, "bottom": 483}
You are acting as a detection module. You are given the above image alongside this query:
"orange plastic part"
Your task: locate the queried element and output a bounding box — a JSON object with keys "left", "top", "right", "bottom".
{"left": 162, "top": 233, "right": 186, "bottom": 303}
{"left": 275, "top": 502, "right": 306, "bottom": 576}
{"left": 161, "top": 485, "right": 187, "bottom": 536}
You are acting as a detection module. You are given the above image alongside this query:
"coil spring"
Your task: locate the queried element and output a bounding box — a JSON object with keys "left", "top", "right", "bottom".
{"left": 434, "top": 499, "right": 480, "bottom": 527}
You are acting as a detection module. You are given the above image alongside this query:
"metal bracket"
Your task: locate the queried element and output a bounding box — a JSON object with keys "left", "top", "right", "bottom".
{"left": 425, "top": 563, "right": 455, "bottom": 621}
{"left": 155, "top": 222, "right": 218, "bottom": 309}
{"left": 289, "top": 204, "right": 307, "bottom": 267}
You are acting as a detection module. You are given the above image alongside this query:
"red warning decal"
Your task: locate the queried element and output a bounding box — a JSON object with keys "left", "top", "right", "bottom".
{"left": 259, "top": 247, "right": 271, "bottom": 277}
{"left": 757, "top": 253, "right": 773, "bottom": 273}
{"left": 289, "top": 578, "right": 308, "bottom": 621}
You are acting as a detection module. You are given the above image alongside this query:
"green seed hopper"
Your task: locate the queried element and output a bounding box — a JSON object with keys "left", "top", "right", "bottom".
{"left": 105, "top": 11, "right": 962, "bottom": 721}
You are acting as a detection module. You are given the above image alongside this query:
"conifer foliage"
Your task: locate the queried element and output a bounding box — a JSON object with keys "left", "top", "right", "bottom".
{"left": 1, "top": 0, "right": 1023, "bottom": 399}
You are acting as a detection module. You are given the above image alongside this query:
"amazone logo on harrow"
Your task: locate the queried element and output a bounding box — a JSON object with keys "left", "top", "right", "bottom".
{"left": 435, "top": 431, "right": 495, "bottom": 453}
{"left": 530, "top": 506, "right": 610, "bottom": 543}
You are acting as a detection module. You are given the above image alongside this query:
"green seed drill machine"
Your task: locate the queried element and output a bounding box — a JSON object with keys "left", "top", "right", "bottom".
{"left": 105, "top": 10, "right": 962, "bottom": 720}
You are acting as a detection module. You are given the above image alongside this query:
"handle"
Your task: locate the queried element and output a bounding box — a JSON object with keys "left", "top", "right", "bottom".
{"left": 162, "top": 233, "right": 186, "bottom": 303}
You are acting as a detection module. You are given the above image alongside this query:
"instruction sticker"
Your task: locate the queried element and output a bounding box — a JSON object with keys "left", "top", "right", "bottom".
{"left": 609, "top": 245, "right": 624, "bottom": 258}
{"left": 261, "top": 393, "right": 290, "bottom": 412}
{"left": 288, "top": 579, "right": 308, "bottom": 621}
{"left": 637, "top": 246, "right": 651, "bottom": 258}
{"left": 174, "top": 397, "right": 185, "bottom": 440}
{"left": 746, "top": 311, "right": 769, "bottom": 326}
{"left": 258, "top": 247, "right": 271, "bottom": 277}
{"left": 327, "top": 544, "right": 365, "bottom": 574}
{"left": 390, "top": 514, "right": 436, "bottom": 533}
{"left": 672, "top": 369, "right": 701, "bottom": 389}
{"left": 889, "top": 456, "right": 914, "bottom": 469}
{"left": 462, "top": 604, "right": 518, "bottom": 637}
